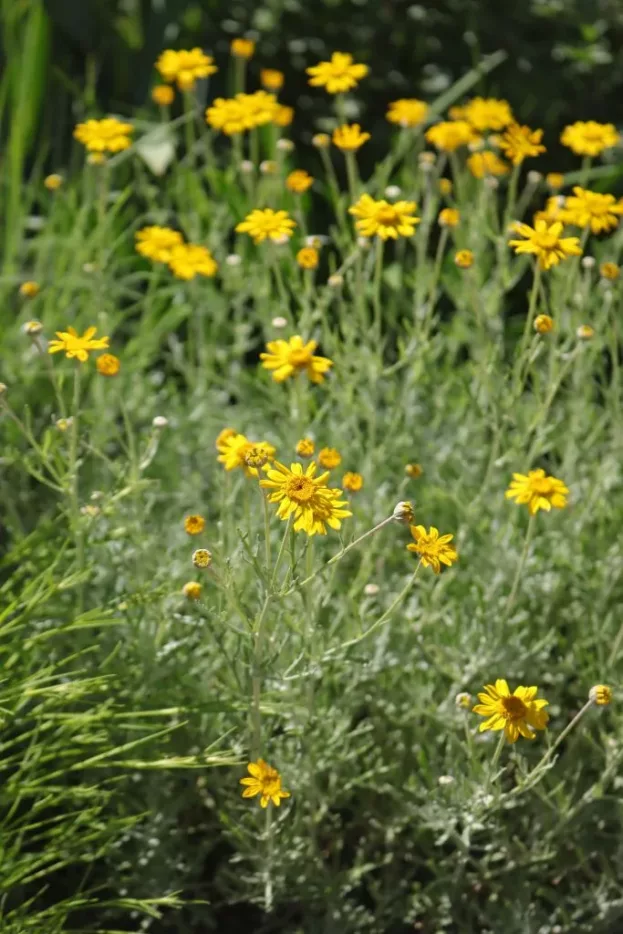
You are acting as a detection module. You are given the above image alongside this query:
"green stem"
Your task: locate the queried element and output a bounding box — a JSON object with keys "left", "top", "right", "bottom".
{"left": 504, "top": 513, "right": 535, "bottom": 620}
{"left": 264, "top": 804, "right": 274, "bottom": 912}
{"left": 69, "top": 365, "right": 84, "bottom": 611}
{"left": 486, "top": 732, "right": 506, "bottom": 791}
{"left": 262, "top": 490, "right": 272, "bottom": 574}
{"left": 373, "top": 238, "right": 384, "bottom": 337}
{"left": 336, "top": 562, "right": 421, "bottom": 651}
{"left": 514, "top": 699, "right": 595, "bottom": 795}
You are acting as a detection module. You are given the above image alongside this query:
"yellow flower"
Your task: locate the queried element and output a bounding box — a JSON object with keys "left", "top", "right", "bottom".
{"left": 231, "top": 38, "right": 255, "bottom": 59}
{"left": 560, "top": 121, "right": 619, "bottom": 157}
{"left": 600, "top": 261, "right": 620, "bottom": 281}
{"left": 589, "top": 684, "right": 612, "bottom": 706}
{"left": 349, "top": 193, "right": 419, "bottom": 240}
{"left": 240, "top": 759, "right": 291, "bottom": 808}
{"left": 96, "top": 353, "right": 121, "bottom": 376}
{"left": 296, "top": 438, "right": 315, "bottom": 457}
{"left": 183, "top": 581, "right": 202, "bottom": 600}
{"left": 48, "top": 326, "right": 109, "bottom": 362}
{"left": 342, "top": 471, "right": 363, "bottom": 492}
{"left": 192, "top": 548, "right": 212, "bottom": 568}
{"left": 206, "top": 97, "right": 249, "bottom": 135}
{"left": 318, "top": 447, "right": 341, "bottom": 469}
{"left": 135, "top": 226, "right": 184, "bottom": 263}
{"left": 405, "top": 463, "right": 423, "bottom": 478}
{"left": 546, "top": 172, "right": 565, "bottom": 190}
{"left": 286, "top": 170, "right": 314, "bottom": 193}
{"left": 534, "top": 314, "right": 554, "bottom": 334}
{"left": 297, "top": 247, "right": 319, "bottom": 270}
{"left": 19, "top": 281, "right": 40, "bottom": 298}
{"left": 386, "top": 98, "right": 429, "bottom": 128}
{"left": 454, "top": 249, "right": 474, "bottom": 269}
{"left": 74, "top": 117, "right": 134, "bottom": 153}
{"left": 261, "top": 69, "right": 284, "bottom": 91}
{"left": 260, "top": 335, "right": 332, "bottom": 384}
{"left": 473, "top": 680, "right": 549, "bottom": 744}
{"left": 505, "top": 468, "right": 569, "bottom": 515}
{"left": 156, "top": 48, "right": 217, "bottom": 90}
{"left": 236, "top": 208, "right": 296, "bottom": 245}
{"left": 332, "top": 124, "right": 370, "bottom": 152}
{"left": 563, "top": 186, "right": 623, "bottom": 234}
{"left": 274, "top": 105, "right": 294, "bottom": 127}
{"left": 312, "top": 133, "right": 331, "bottom": 149}
{"left": 467, "top": 150, "right": 509, "bottom": 178}
{"left": 184, "top": 514, "right": 206, "bottom": 535}
{"left": 509, "top": 220, "right": 582, "bottom": 270}
{"left": 407, "top": 525, "right": 457, "bottom": 573}
{"left": 152, "top": 84, "right": 175, "bottom": 106}
{"left": 44, "top": 174, "right": 63, "bottom": 190}
{"left": 260, "top": 461, "right": 351, "bottom": 536}
{"left": 577, "top": 324, "right": 594, "bottom": 340}
{"left": 216, "top": 427, "right": 237, "bottom": 449}
{"left": 168, "top": 244, "right": 218, "bottom": 280}
{"left": 462, "top": 96, "right": 513, "bottom": 131}
{"left": 499, "top": 123, "right": 546, "bottom": 165}
{"left": 306, "top": 52, "right": 368, "bottom": 94}
{"left": 217, "top": 433, "right": 276, "bottom": 476}
{"left": 438, "top": 178, "right": 453, "bottom": 196}
{"left": 425, "top": 120, "right": 478, "bottom": 152}
{"left": 243, "top": 90, "right": 279, "bottom": 127}
{"left": 55, "top": 417, "right": 73, "bottom": 432}
{"left": 438, "top": 208, "right": 460, "bottom": 228}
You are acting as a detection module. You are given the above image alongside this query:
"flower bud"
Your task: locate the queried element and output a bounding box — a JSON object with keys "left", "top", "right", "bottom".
{"left": 589, "top": 684, "right": 612, "bottom": 706}
{"left": 183, "top": 581, "right": 202, "bottom": 600}
{"left": 152, "top": 415, "right": 169, "bottom": 428}
{"left": 384, "top": 185, "right": 402, "bottom": 199}
{"left": 534, "top": 314, "right": 554, "bottom": 334}
{"left": 272, "top": 316, "right": 288, "bottom": 328}
{"left": 455, "top": 692, "right": 472, "bottom": 709}
{"left": 24, "top": 320, "right": 43, "bottom": 335}
{"left": 276, "top": 138, "right": 294, "bottom": 152}
{"left": 393, "top": 501, "right": 415, "bottom": 523}
{"left": 192, "top": 548, "right": 212, "bottom": 569}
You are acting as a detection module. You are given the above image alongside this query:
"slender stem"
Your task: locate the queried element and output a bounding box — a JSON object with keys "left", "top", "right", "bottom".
{"left": 345, "top": 152, "right": 359, "bottom": 205}
{"left": 373, "top": 238, "right": 384, "bottom": 337}
{"left": 262, "top": 490, "right": 271, "bottom": 574}
{"left": 264, "top": 804, "right": 274, "bottom": 912}
{"left": 515, "top": 699, "right": 595, "bottom": 794}
{"left": 336, "top": 562, "right": 421, "bottom": 652}
{"left": 486, "top": 732, "right": 506, "bottom": 791}
{"left": 69, "top": 365, "right": 84, "bottom": 611}
{"left": 504, "top": 513, "right": 536, "bottom": 620}
{"left": 514, "top": 264, "right": 542, "bottom": 392}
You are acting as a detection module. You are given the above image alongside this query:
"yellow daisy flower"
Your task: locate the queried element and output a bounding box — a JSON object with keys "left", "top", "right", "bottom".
{"left": 406, "top": 525, "right": 458, "bottom": 573}
{"left": 386, "top": 99, "right": 429, "bottom": 128}
{"left": 48, "top": 326, "right": 109, "bottom": 362}
{"left": 509, "top": 220, "right": 582, "bottom": 270}
{"left": 184, "top": 514, "right": 206, "bottom": 535}
{"left": 467, "top": 151, "right": 509, "bottom": 178}
{"left": 499, "top": 123, "right": 546, "bottom": 165}
{"left": 562, "top": 187, "right": 623, "bottom": 234}
{"left": 560, "top": 121, "right": 619, "bottom": 157}
{"left": 231, "top": 38, "right": 255, "bottom": 59}
{"left": 261, "top": 69, "right": 284, "bottom": 91}
{"left": 236, "top": 208, "right": 296, "bottom": 244}
{"left": 462, "top": 96, "right": 513, "bottom": 132}
{"left": 156, "top": 48, "right": 217, "bottom": 90}
{"left": 217, "top": 433, "right": 276, "bottom": 476}
{"left": 206, "top": 97, "right": 249, "bottom": 135}
{"left": 260, "top": 336, "right": 333, "bottom": 383}
{"left": 240, "top": 759, "right": 291, "bottom": 808}
{"left": 349, "top": 193, "right": 419, "bottom": 240}
{"left": 306, "top": 52, "right": 368, "bottom": 94}
{"left": 342, "top": 471, "right": 363, "bottom": 491}
{"left": 135, "top": 226, "right": 184, "bottom": 263}
{"left": 505, "top": 469, "right": 569, "bottom": 515}
{"left": 286, "top": 170, "right": 314, "bottom": 193}
{"left": 425, "top": 120, "right": 478, "bottom": 152}
{"left": 74, "top": 118, "right": 134, "bottom": 153}
{"left": 260, "top": 461, "right": 351, "bottom": 536}
{"left": 297, "top": 247, "right": 319, "bottom": 270}
{"left": 167, "top": 244, "right": 218, "bottom": 279}
{"left": 473, "top": 680, "right": 549, "bottom": 743}
{"left": 318, "top": 447, "right": 341, "bottom": 469}
{"left": 332, "top": 124, "right": 370, "bottom": 151}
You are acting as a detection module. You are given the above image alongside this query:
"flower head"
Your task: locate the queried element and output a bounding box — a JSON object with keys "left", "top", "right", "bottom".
{"left": 600, "top": 261, "right": 620, "bottom": 281}
{"left": 297, "top": 247, "right": 319, "bottom": 270}
{"left": 96, "top": 353, "right": 120, "bottom": 376}
{"left": 231, "top": 38, "right": 255, "bottom": 59}
{"left": 546, "top": 172, "right": 565, "bottom": 190}
{"left": 217, "top": 432, "right": 276, "bottom": 476}
{"left": 156, "top": 48, "right": 217, "bottom": 89}
{"left": 44, "top": 174, "right": 63, "bottom": 190}
{"left": 168, "top": 244, "right": 218, "bottom": 279}
{"left": 407, "top": 525, "right": 458, "bottom": 573}
{"left": 455, "top": 249, "right": 474, "bottom": 269}
{"left": 243, "top": 91, "right": 279, "bottom": 127}
{"left": 183, "top": 581, "right": 202, "bottom": 600}
{"left": 405, "top": 463, "right": 423, "bottom": 478}
{"left": 509, "top": 220, "right": 582, "bottom": 270}
{"left": 561, "top": 121, "right": 619, "bottom": 157}
{"left": 393, "top": 501, "right": 415, "bottom": 523}
{"left": 261, "top": 69, "right": 284, "bottom": 91}
{"left": 343, "top": 471, "right": 363, "bottom": 492}
{"left": 505, "top": 468, "right": 569, "bottom": 515}
{"left": 206, "top": 96, "right": 250, "bottom": 135}
{"left": 577, "top": 324, "right": 595, "bottom": 340}
{"left": 236, "top": 208, "right": 296, "bottom": 245}
{"left": 499, "top": 123, "right": 546, "bottom": 165}
{"left": 439, "top": 178, "right": 453, "bottom": 196}
{"left": 462, "top": 97, "right": 513, "bottom": 132}
{"left": 534, "top": 314, "right": 554, "bottom": 334}
{"left": 274, "top": 105, "right": 294, "bottom": 127}
{"left": 135, "top": 226, "right": 184, "bottom": 263}
{"left": 192, "top": 548, "right": 212, "bottom": 569}
{"left": 24, "top": 320, "right": 43, "bottom": 335}
{"left": 260, "top": 461, "right": 351, "bottom": 535}
{"left": 240, "top": 759, "right": 291, "bottom": 808}
{"left": 332, "top": 124, "right": 370, "bottom": 152}
{"left": 425, "top": 120, "right": 478, "bottom": 152}
{"left": 19, "top": 281, "right": 40, "bottom": 298}
{"left": 306, "top": 52, "right": 368, "bottom": 94}
{"left": 349, "top": 193, "right": 419, "bottom": 240}
{"left": 589, "top": 684, "right": 612, "bottom": 706}
{"left": 48, "top": 326, "right": 109, "bottom": 362}
{"left": 467, "top": 150, "right": 509, "bottom": 178}
{"left": 260, "top": 336, "right": 332, "bottom": 384}
{"left": 438, "top": 208, "right": 460, "bottom": 228}
{"left": 296, "top": 438, "right": 315, "bottom": 457}
{"left": 318, "top": 447, "right": 341, "bottom": 469}
{"left": 312, "top": 133, "right": 330, "bottom": 149}
{"left": 152, "top": 84, "right": 175, "bottom": 106}
{"left": 455, "top": 692, "right": 472, "bottom": 709}
{"left": 286, "top": 169, "right": 313, "bottom": 193}
{"left": 473, "top": 680, "right": 549, "bottom": 743}
{"left": 74, "top": 118, "right": 134, "bottom": 153}
{"left": 184, "top": 514, "right": 206, "bottom": 535}
{"left": 386, "top": 99, "right": 429, "bottom": 128}
{"left": 563, "top": 187, "right": 623, "bottom": 234}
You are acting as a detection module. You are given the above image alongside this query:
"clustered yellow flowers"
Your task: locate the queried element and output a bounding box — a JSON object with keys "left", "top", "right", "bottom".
{"left": 349, "top": 194, "right": 420, "bottom": 240}
{"left": 156, "top": 48, "right": 217, "bottom": 89}
{"left": 74, "top": 118, "right": 134, "bottom": 153}
{"left": 260, "top": 461, "right": 351, "bottom": 536}
{"left": 135, "top": 227, "right": 218, "bottom": 280}
{"left": 260, "top": 335, "right": 333, "bottom": 383}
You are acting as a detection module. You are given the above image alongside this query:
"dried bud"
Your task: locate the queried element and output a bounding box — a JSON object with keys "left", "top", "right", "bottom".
{"left": 393, "top": 501, "right": 415, "bottom": 523}
{"left": 527, "top": 170, "right": 543, "bottom": 184}
{"left": 581, "top": 256, "right": 595, "bottom": 269}
{"left": 192, "top": 548, "right": 212, "bottom": 569}
{"left": 226, "top": 254, "right": 242, "bottom": 267}
{"left": 455, "top": 692, "right": 472, "bottom": 709}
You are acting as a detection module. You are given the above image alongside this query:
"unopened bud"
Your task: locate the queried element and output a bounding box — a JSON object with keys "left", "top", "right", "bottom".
{"left": 393, "top": 501, "right": 415, "bottom": 523}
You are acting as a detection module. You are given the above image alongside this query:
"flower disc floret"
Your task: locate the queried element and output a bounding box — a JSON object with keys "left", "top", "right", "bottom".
{"left": 505, "top": 468, "right": 569, "bottom": 515}
{"left": 306, "top": 52, "right": 368, "bottom": 94}
{"left": 473, "top": 679, "right": 549, "bottom": 743}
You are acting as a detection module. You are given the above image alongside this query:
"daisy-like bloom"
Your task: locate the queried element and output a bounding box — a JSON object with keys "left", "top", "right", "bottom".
{"left": 318, "top": 447, "right": 341, "bottom": 469}
{"left": 19, "top": 281, "right": 40, "bottom": 298}
{"left": 425, "top": 120, "right": 478, "bottom": 152}
{"left": 286, "top": 170, "right": 313, "bottom": 193}
{"left": 393, "top": 500, "right": 415, "bottom": 523}
{"left": 96, "top": 353, "right": 120, "bottom": 376}
{"left": 135, "top": 226, "right": 184, "bottom": 263}
{"left": 273, "top": 105, "right": 294, "bottom": 127}
{"left": 183, "top": 581, "right": 202, "bottom": 600}
{"left": 156, "top": 48, "right": 217, "bottom": 90}
{"left": 405, "top": 463, "right": 423, "bottom": 478}
{"left": 217, "top": 433, "right": 276, "bottom": 476}
{"left": 462, "top": 96, "right": 513, "bottom": 132}
{"left": 74, "top": 117, "right": 134, "bottom": 153}
{"left": 306, "top": 52, "right": 368, "bottom": 94}
{"left": 589, "top": 684, "right": 612, "bottom": 706}
{"left": 343, "top": 471, "right": 363, "bottom": 492}
{"left": 297, "top": 247, "right": 319, "bottom": 270}
{"left": 577, "top": 324, "right": 595, "bottom": 340}
{"left": 534, "top": 314, "right": 554, "bottom": 334}
{"left": 168, "top": 244, "right": 218, "bottom": 280}
{"left": 349, "top": 194, "right": 420, "bottom": 240}
{"left": 260, "top": 461, "right": 351, "bottom": 536}
{"left": 48, "top": 326, "right": 109, "bottom": 362}
{"left": 261, "top": 68, "right": 284, "bottom": 91}
{"left": 152, "top": 84, "right": 175, "bottom": 106}
{"left": 406, "top": 525, "right": 458, "bottom": 573}
{"left": 260, "top": 336, "right": 332, "bottom": 384}
{"left": 44, "top": 174, "right": 63, "bottom": 190}
{"left": 332, "top": 124, "right": 370, "bottom": 152}
{"left": 184, "top": 514, "right": 206, "bottom": 535}
{"left": 499, "top": 123, "right": 546, "bottom": 165}
{"left": 206, "top": 97, "right": 250, "bottom": 135}
{"left": 562, "top": 186, "right": 623, "bottom": 235}
{"left": 192, "top": 548, "right": 212, "bottom": 569}
{"left": 386, "top": 98, "right": 429, "bottom": 128}
{"left": 438, "top": 178, "right": 453, "bottom": 196}
{"left": 243, "top": 90, "right": 279, "bottom": 127}
{"left": 236, "top": 208, "right": 296, "bottom": 245}
{"left": 600, "top": 262, "right": 620, "bottom": 281}
{"left": 561, "top": 121, "right": 619, "bottom": 157}
{"left": 505, "top": 468, "right": 569, "bottom": 515}
{"left": 509, "top": 220, "right": 582, "bottom": 270}
{"left": 467, "top": 150, "right": 509, "bottom": 178}
{"left": 455, "top": 249, "right": 474, "bottom": 269}
{"left": 240, "top": 759, "right": 291, "bottom": 808}
{"left": 231, "top": 38, "right": 255, "bottom": 59}
{"left": 473, "top": 680, "right": 549, "bottom": 743}
{"left": 296, "top": 438, "right": 315, "bottom": 457}
{"left": 216, "top": 427, "right": 237, "bottom": 449}
{"left": 546, "top": 172, "right": 565, "bottom": 190}
{"left": 438, "top": 208, "right": 460, "bottom": 228}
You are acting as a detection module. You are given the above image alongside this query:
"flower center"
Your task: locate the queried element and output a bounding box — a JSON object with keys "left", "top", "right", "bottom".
{"left": 376, "top": 206, "right": 400, "bottom": 226}
{"left": 533, "top": 232, "right": 559, "bottom": 250}
{"left": 288, "top": 348, "right": 312, "bottom": 367}
{"left": 285, "top": 476, "right": 315, "bottom": 501}
{"left": 501, "top": 695, "right": 527, "bottom": 721}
